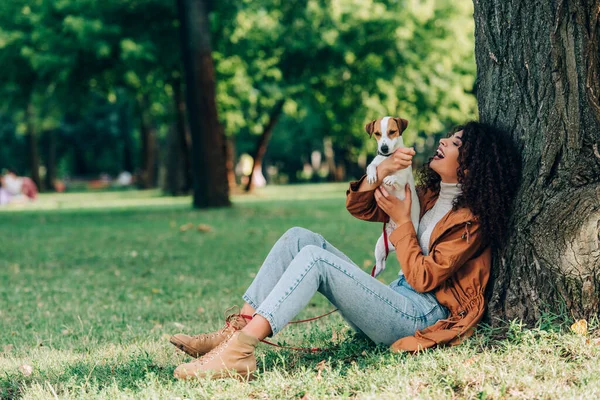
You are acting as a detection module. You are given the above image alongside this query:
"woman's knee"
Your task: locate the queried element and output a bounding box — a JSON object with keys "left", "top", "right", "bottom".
{"left": 284, "top": 227, "right": 324, "bottom": 251}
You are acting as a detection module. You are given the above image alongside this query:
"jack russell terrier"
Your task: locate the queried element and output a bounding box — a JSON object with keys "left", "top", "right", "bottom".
{"left": 365, "top": 116, "right": 420, "bottom": 277}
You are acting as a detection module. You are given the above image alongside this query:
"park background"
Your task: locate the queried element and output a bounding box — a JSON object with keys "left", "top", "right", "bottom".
{"left": 1, "top": 0, "right": 600, "bottom": 399}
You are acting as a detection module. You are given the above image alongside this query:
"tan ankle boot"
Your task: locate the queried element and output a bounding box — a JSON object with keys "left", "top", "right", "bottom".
{"left": 169, "top": 308, "right": 250, "bottom": 358}
{"left": 173, "top": 330, "right": 258, "bottom": 381}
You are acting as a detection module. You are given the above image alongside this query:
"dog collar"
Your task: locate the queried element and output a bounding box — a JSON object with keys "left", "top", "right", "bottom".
{"left": 377, "top": 150, "right": 392, "bottom": 157}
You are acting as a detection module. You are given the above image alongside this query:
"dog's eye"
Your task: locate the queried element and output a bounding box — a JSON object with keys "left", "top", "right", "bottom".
{"left": 389, "top": 130, "right": 397, "bottom": 135}
{"left": 374, "top": 132, "right": 381, "bottom": 137}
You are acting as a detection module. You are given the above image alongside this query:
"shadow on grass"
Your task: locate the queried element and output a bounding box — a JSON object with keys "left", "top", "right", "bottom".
{"left": 0, "top": 351, "right": 171, "bottom": 400}
{"left": 0, "top": 334, "right": 396, "bottom": 399}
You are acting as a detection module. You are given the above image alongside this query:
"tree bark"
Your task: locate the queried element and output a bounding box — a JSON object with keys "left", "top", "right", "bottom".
{"left": 177, "top": 0, "right": 230, "bottom": 208}
{"left": 245, "top": 99, "right": 285, "bottom": 192}
{"left": 26, "top": 102, "right": 41, "bottom": 190}
{"left": 473, "top": 0, "right": 600, "bottom": 323}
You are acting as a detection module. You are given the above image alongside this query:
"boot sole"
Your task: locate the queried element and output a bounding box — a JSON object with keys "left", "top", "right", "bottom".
{"left": 169, "top": 336, "right": 204, "bottom": 358}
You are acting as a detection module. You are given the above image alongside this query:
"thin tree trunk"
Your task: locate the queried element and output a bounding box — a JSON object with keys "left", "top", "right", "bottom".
{"left": 173, "top": 76, "right": 192, "bottom": 191}
{"left": 120, "top": 97, "right": 134, "bottom": 173}
{"left": 26, "top": 102, "right": 41, "bottom": 190}
{"left": 177, "top": 0, "right": 230, "bottom": 208}
{"left": 323, "top": 137, "right": 337, "bottom": 182}
{"left": 245, "top": 99, "right": 285, "bottom": 192}
{"left": 44, "top": 130, "right": 56, "bottom": 191}
{"left": 225, "top": 135, "right": 237, "bottom": 190}
{"left": 138, "top": 95, "right": 157, "bottom": 189}
{"left": 473, "top": 0, "right": 600, "bottom": 323}
{"left": 165, "top": 124, "right": 183, "bottom": 195}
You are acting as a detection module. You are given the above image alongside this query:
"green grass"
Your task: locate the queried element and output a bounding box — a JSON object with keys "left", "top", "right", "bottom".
{"left": 1, "top": 184, "right": 599, "bottom": 399}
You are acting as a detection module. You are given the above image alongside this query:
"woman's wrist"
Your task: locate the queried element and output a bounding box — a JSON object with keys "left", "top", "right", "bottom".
{"left": 376, "top": 164, "right": 387, "bottom": 179}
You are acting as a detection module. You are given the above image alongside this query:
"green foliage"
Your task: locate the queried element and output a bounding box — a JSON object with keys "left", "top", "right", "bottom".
{"left": 0, "top": 0, "right": 476, "bottom": 180}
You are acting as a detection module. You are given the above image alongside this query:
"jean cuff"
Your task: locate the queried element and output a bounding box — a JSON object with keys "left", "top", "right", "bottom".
{"left": 242, "top": 293, "right": 260, "bottom": 311}
{"left": 254, "top": 308, "right": 280, "bottom": 336}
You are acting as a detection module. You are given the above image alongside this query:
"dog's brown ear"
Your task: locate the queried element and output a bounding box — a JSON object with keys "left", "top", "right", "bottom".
{"left": 364, "top": 120, "right": 376, "bottom": 137}
{"left": 393, "top": 118, "right": 409, "bottom": 134}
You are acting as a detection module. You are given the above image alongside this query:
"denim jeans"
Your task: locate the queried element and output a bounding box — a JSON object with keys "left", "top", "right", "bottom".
{"left": 243, "top": 227, "right": 449, "bottom": 345}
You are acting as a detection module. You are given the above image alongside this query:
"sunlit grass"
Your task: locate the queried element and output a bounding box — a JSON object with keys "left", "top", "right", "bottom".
{"left": 1, "top": 184, "right": 599, "bottom": 399}
{"left": 0, "top": 183, "right": 349, "bottom": 212}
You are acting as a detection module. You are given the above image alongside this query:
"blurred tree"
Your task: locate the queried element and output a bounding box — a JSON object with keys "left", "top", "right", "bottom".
{"left": 178, "top": 0, "right": 230, "bottom": 207}
{"left": 0, "top": 0, "right": 478, "bottom": 193}
{"left": 209, "top": 0, "right": 477, "bottom": 185}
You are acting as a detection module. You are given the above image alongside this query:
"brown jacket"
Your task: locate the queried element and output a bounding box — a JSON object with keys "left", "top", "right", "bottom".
{"left": 346, "top": 176, "right": 491, "bottom": 352}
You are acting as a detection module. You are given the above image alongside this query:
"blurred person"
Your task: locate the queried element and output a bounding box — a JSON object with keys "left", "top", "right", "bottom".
{"left": 2, "top": 168, "right": 38, "bottom": 201}
{"left": 0, "top": 175, "right": 12, "bottom": 205}
{"left": 169, "top": 121, "right": 521, "bottom": 381}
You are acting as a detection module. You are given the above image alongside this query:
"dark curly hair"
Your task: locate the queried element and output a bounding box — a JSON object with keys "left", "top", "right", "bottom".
{"left": 415, "top": 121, "right": 522, "bottom": 250}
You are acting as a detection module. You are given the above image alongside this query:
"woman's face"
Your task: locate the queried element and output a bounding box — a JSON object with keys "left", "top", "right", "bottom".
{"left": 430, "top": 130, "right": 464, "bottom": 183}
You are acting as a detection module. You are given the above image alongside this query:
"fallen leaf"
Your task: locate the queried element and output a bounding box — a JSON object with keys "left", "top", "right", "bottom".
{"left": 197, "top": 224, "right": 212, "bottom": 232}
{"left": 151, "top": 288, "right": 161, "bottom": 294}
{"left": 61, "top": 329, "right": 70, "bottom": 335}
{"left": 130, "top": 250, "right": 138, "bottom": 257}
{"left": 464, "top": 356, "right": 478, "bottom": 366}
{"left": 197, "top": 307, "right": 205, "bottom": 314}
{"left": 571, "top": 319, "right": 588, "bottom": 336}
{"left": 315, "top": 360, "right": 327, "bottom": 381}
{"left": 592, "top": 337, "right": 600, "bottom": 346}
{"left": 18, "top": 364, "right": 33, "bottom": 376}
{"left": 173, "top": 322, "right": 185, "bottom": 329}
{"left": 331, "top": 330, "right": 338, "bottom": 342}
{"left": 179, "top": 223, "right": 194, "bottom": 232}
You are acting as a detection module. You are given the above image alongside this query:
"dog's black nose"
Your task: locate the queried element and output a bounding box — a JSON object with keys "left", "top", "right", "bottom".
{"left": 381, "top": 145, "right": 389, "bottom": 154}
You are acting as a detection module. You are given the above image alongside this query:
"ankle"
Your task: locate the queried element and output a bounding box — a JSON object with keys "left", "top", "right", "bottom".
{"left": 241, "top": 314, "right": 272, "bottom": 340}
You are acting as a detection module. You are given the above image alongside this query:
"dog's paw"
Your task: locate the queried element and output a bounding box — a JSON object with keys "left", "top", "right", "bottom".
{"left": 366, "top": 165, "right": 377, "bottom": 184}
{"left": 383, "top": 176, "right": 399, "bottom": 189}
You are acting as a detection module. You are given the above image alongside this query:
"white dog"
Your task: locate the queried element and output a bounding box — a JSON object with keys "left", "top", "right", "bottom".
{"left": 365, "top": 116, "right": 420, "bottom": 277}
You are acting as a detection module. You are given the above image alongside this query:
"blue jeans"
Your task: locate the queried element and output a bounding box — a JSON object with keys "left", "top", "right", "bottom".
{"left": 243, "top": 227, "right": 449, "bottom": 345}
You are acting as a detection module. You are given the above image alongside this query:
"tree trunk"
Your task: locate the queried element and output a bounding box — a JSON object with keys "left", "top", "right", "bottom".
{"left": 138, "top": 95, "right": 157, "bottom": 189}
{"left": 177, "top": 0, "right": 230, "bottom": 208}
{"left": 473, "top": 0, "right": 600, "bottom": 323}
{"left": 44, "top": 130, "right": 57, "bottom": 191}
{"left": 173, "top": 76, "right": 192, "bottom": 191}
{"left": 245, "top": 99, "right": 285, "bottom": 192}
{"left": 26, "top": 102, "right": 41, "bottom": 190}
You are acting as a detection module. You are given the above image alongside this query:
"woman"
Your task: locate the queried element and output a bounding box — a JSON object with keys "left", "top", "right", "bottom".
{"left": 171, "top": 120, "right": 521, "bottom": 380}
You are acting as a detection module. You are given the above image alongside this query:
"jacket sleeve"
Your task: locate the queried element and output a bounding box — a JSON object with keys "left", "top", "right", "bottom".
{"left": 345, "top": 175, "right": 389, "bottom": 223}
{"left": 388, "top": 219, "right": 484, "bottom": 292}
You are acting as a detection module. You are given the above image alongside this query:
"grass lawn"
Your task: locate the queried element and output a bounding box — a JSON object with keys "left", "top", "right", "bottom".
{"left": 1, "top": 184, "right": 599, "bottom": 399}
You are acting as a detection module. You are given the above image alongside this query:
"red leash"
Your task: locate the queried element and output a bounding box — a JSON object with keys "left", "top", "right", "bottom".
{"left": 233, "top": 311, "right": 337, "bottom": 352}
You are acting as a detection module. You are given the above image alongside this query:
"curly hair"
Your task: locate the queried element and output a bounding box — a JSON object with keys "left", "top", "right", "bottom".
{"left": 415, "top": 121, "right": 522, "bottom": 250}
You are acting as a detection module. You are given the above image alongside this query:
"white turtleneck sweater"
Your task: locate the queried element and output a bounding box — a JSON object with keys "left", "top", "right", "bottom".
{"left": 416, "top": 181, "right": 462, "bottom": 256}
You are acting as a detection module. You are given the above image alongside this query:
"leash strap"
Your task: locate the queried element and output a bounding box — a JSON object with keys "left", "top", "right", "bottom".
{"left": 234, "top": 309, "right": 338, "bottom": 353}
{"left": 371, "top": 221, "right": 390, "bottom": 277}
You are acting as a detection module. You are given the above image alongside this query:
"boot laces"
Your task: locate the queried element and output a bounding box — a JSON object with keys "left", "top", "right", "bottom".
{"left": 191, "top": 306, "right": 248, "bottom": 342}
{"left": 196, "top": 331, "right": 237, "bottom": 365}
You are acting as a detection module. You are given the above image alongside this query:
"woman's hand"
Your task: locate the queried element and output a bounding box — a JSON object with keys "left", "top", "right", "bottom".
{"left": 374, "top": 184, "right": 413, "bottom": 225}
{"left": 377, "top": 147, "right": 416, "bottom": 178}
